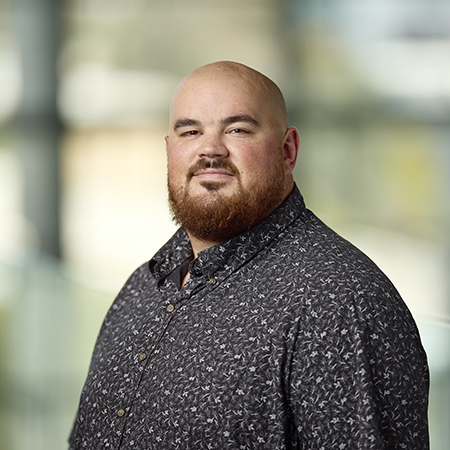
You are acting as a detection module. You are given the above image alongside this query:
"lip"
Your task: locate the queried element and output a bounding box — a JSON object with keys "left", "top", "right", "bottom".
{"left": 193, "top": 168, "right": 234, "bottom": 179}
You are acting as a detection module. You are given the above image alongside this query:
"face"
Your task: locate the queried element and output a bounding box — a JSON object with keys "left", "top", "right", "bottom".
{"left": 165, "top": 66, "right": 298, "bottom": 243}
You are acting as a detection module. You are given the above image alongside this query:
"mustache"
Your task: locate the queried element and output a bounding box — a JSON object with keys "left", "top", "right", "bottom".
{"left": 187, "top": 159, "right": 240, "bottom": 180}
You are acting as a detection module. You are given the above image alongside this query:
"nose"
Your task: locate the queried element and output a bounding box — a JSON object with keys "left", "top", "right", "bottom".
{"left": 198, "top": 133, "right": 229, "bottom": 159}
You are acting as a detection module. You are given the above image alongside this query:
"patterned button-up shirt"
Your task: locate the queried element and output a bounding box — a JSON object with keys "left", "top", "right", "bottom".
{"left": 69, "top": 185, "right": 429, "bottom": 449}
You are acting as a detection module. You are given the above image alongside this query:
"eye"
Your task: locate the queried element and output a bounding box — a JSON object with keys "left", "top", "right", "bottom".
{"left": 229, "top": 128, "right": 249, "bottom": 134}
{"left": 180, "top": 130, "right": 200, "bottom": 137}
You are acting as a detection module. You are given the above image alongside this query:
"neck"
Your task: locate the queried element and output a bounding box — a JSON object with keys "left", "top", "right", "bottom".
{"left": 187, "top": 232, "right": 221, "bottom": 258}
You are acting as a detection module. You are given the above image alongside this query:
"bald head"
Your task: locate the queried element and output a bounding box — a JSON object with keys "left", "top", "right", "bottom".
{"left": 170, "top": 61, "right": 288, "bottom": 134}
{"left": 165, "top": 61, "right": 300, "bottom": 250}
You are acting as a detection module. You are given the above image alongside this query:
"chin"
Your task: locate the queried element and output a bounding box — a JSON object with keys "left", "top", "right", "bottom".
{"left": 198, "top": 180, "right": 230, "bottom": 192}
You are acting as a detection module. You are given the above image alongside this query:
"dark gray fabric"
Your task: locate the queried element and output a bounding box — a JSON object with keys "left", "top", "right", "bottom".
{"left": 69, "top": 185, "right": 429, "bottom": 449}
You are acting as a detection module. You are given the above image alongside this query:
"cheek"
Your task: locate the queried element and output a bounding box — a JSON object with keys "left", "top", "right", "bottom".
{"left": 237, "top": 149, "right": 281, "bottom": 181}
{"left": 167, "top": 158, "right": 186, "bottom": 189}
{"left": 167, "top": 151, "right": 188, "bottom": 174}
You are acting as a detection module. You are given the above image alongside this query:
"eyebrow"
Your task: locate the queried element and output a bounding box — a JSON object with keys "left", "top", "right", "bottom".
{"left": 221, "top": 115, "right": 260, "bottom": 128}
{"left": 173, "top": 114, "right": 260, "bottom": 132}
{"left": 173, "top": 118, "right": 201, "bottom": 131}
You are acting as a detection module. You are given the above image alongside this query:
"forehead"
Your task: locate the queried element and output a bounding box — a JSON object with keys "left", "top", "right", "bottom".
{"left": 170, "top": 74, "right": 270, "bottom": 123}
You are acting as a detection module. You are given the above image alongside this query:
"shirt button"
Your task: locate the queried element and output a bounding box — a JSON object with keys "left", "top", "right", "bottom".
{"left": 117, "top": 409, "right": 125, "bottom": 417}
{"left": 167, "top": 304, "right": 175, "bottom": 313}
{"left": 139, "top": 353, "right": 147, "bottom": 361}
{"left": 209, "top": 278, "right": 217, "bottom": 285}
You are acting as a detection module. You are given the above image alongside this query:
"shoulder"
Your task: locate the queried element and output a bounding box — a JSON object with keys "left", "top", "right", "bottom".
{"left": 267, "top": 208, "right": 418, "bottom": 331}
{"left": 272, "top": 208, "right": 393, "bottom": 289}
{"left": 119, "top": 261, "right": 154, "bottom": 295}
{"left": 103, "top": 261, "right": 156, "bottom": 319}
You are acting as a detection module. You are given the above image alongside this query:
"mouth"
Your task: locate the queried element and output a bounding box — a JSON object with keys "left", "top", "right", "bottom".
{"left": 187, "top": 159, "right": 240, "bottom": 182}
{"left": 193, "top": 168, "right": 235, "bottom": 180}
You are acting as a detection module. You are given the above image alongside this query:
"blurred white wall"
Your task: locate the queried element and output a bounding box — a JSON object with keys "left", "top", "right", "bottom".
{"left": 0, "top": 1, "right": 449, "bottom": 449}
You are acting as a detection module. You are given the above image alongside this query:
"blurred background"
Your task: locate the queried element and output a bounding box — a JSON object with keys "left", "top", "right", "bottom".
{"left": 0, "top": 0, "right": 448, "bottom": 448}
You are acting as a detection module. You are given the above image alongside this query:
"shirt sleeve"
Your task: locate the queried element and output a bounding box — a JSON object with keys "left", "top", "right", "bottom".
{"left": 288, "top": 286, "right": 429, "bottom": 450}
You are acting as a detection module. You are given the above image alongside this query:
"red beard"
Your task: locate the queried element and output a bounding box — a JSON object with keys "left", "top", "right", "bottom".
{"left": 168, "top": 158, "right": 286, "bottom": 243}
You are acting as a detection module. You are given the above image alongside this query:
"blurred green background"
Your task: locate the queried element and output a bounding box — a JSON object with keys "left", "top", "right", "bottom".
{"left": 0, "top": 0, "right": 449, "bottom": 448}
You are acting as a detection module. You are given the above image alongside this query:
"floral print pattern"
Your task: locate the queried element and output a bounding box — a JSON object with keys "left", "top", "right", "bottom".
{"left": 69, "top": 185, "right": 429, "bottom": 449}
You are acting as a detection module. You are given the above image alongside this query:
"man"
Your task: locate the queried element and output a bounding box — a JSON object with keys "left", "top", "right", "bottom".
{"left": 69, "top": 61, "right": 429, "bottom": 449}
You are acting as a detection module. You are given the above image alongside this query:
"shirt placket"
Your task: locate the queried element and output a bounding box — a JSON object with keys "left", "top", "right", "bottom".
{"left": 118, "top": 273, "right": 213, "bottom": 447}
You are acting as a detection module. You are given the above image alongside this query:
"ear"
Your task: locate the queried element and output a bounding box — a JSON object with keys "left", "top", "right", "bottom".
{"left": 282, "top": 127, "right": 300, "bottom": 175}
{"left": 164, "top": 135, "right": 169, "bottom": 155}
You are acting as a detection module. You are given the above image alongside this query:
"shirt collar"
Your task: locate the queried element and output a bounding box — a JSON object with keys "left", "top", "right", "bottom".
{"left": 149, "top": 184, "right": 306, "bottom": 283}
{"left": 149, "top": 227, "right": 193, "bottom": 283}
